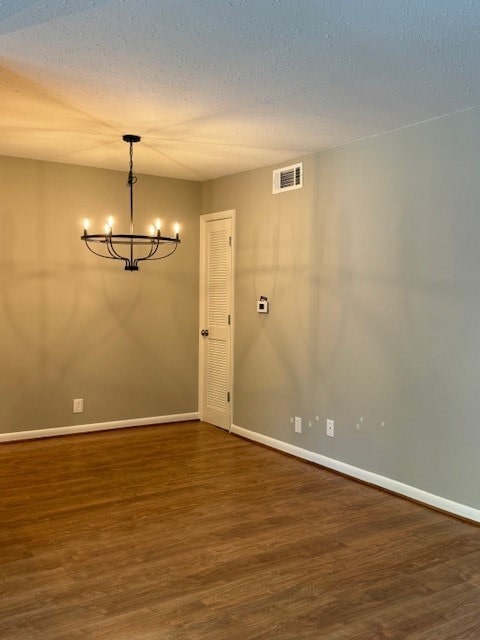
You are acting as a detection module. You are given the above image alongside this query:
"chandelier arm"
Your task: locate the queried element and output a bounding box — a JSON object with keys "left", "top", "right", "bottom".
{"left": 105, "top": 237, "right": 127, "bottom": 261}
{"left": 83, "top": 239, "right": 119, "bottom": 260}
{"left": 137, "top": 243, "right": 178, "bottom": 262}
{"left": 132, "top": 239, "right": 161, "bottom": 268}
{"left": 105, "top": 237, "right": 135, "bottom": 270}
{"left": 141, "top": 238, "right": 161, "bottom": 259}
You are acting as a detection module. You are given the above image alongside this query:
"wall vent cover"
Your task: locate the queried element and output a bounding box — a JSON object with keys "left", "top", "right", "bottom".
{"left": 272, "top": 162, "right": 303, "bottom": 194}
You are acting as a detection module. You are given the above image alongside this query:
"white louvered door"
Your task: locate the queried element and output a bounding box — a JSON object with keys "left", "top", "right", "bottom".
{"left": 199, "top": 212, "right": 234, "bottom": 430}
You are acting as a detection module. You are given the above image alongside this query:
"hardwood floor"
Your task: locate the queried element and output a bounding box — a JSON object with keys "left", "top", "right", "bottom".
{"left": 1, "top": 421, "right": 479, "bottom": 639}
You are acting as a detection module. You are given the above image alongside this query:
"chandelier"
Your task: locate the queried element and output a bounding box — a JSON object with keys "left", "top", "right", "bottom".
{"left": 81, "top": 134, "right": 181, "bottom": 271}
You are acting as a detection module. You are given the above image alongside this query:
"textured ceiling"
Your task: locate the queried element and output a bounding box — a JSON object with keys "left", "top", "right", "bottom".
{"left": 0, "top": 0, "right": 479, "bottom": 181}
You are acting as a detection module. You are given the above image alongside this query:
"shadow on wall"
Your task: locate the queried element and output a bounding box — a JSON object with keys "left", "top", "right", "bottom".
{"left": 0, "top": 200, "right": 145, "bottom": 390}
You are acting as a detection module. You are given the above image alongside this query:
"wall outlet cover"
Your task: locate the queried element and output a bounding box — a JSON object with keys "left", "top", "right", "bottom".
{"left": 294, "top": 416, "right": 302, "bottom": 433}
{"left": 326, "top": 418, "right": 334, "bottom": 437}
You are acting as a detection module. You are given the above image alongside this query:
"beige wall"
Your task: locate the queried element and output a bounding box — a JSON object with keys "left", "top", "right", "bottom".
{"left": 202, "top": 107, "right": 480, "bottom": 510}
{"left": 0, "top": 156, "right": 200, "bottom": 433}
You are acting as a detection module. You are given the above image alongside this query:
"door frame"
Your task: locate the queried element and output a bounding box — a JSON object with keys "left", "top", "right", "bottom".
{"left": 199, "top": 209, "right": 236, "bottom": 431}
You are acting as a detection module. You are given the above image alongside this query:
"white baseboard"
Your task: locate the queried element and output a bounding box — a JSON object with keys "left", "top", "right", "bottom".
{"left": 0, "top": 412, "right": 199, "bottom": 443}
{"left": 231, "top": 424, "right": 480, "bottom": 524}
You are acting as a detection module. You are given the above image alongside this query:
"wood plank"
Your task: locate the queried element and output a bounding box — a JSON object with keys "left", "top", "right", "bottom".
{"left": 0, "top": 421, "right": 479, "bottom": 639}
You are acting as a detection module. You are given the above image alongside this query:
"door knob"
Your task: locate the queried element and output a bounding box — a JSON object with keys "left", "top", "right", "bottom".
{"left": 201, "top": 329, "right": 209, "bottom": 337}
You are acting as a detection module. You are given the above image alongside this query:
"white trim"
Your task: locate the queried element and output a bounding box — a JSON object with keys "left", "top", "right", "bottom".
{"left": 231, "top": 424, "right": 480, "bottom": 523}
{"left": 200, "top": 210, "right": 235, "bottom": 223}
{"left": 0, "top": 413, "right": 199, "bottom": 443}
{"left": 199, "top": 210, "right": 236, "bottom": 431}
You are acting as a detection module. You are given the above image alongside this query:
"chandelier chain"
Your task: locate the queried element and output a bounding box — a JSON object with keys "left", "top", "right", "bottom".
{"left": 127, "top": 140, "right": 138, "bottom": 187}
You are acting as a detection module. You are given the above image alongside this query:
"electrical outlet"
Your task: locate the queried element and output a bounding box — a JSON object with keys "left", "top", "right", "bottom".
{"left": 326, "top": 418, "right": 334, "bottom": 437}
{"left": 294, "top": 416, "right": 302, "bottom": 433}
{"left": 73, "top": 398, "right": 84, "bottom": 414}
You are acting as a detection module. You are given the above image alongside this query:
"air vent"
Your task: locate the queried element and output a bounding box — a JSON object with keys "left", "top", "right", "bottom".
{"left": 272, "top": 162, "right": 303, "bottom": 194}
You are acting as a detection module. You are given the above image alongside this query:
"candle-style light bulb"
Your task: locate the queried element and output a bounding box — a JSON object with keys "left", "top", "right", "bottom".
{"left": 107, "top": 215, "right": 114, "bottom": 229}
{"left": 104, "top": 223, "right": 111, "bottom": 235}
{"left": 83, "top": 218, "right": 90, "bottom": 232}
{"left": 155, "top": 218, "right": 161, "bottom": 231}
{"left": 174, "top": 222, "right": 180, "bottom": 238}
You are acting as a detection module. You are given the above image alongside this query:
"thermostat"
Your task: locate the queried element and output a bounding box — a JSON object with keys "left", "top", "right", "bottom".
{"left": 257, "top": 296, "right": 269, "bottom": 314}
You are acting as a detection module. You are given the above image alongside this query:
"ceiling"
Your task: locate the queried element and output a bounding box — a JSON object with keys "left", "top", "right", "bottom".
{"left": 0, "top": 0, "right": 479, "bottom": 181}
